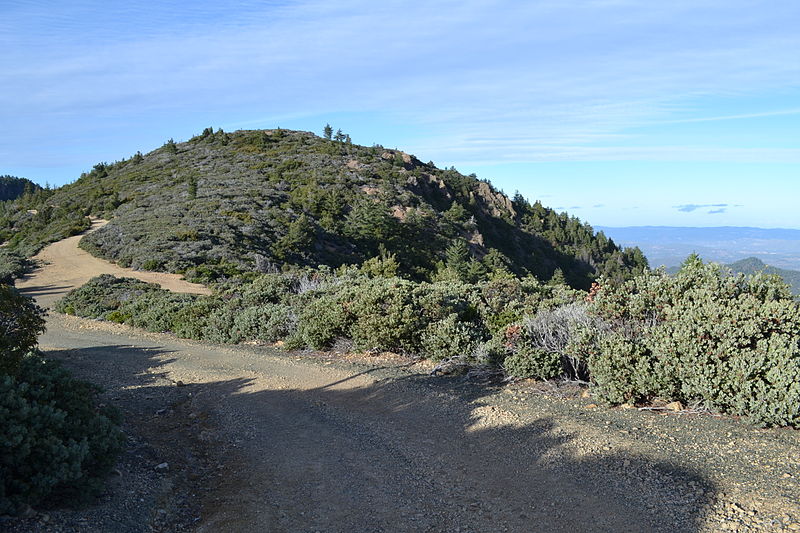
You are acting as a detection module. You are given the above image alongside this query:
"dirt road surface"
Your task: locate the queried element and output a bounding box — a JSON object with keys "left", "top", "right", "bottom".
{"left": 16, "top": 218, "right": 210, "bottom": 309}
{"left": 7, "top": 226, "right": 800, "bottom": 532}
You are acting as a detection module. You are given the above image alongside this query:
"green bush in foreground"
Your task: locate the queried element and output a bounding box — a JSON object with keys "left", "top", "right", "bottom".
{"left": 586, "top": 258, "right": 800, "bottom": 427}
{"left": 0, "top": 284, "right": 46, "bottom": 375}
{"left": 0, "top": 355, "right": 123, "bottom": 515}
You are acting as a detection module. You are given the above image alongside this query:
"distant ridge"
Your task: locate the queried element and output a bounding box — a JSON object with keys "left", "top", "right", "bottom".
{"left": 597, "top": 226, "right": 800, "bottom": 240}
{"left": 0, "top": 175, "right": 41, "bottom": 202}
{"left": 596, "top": 225, "right": 800, "bottom": 271}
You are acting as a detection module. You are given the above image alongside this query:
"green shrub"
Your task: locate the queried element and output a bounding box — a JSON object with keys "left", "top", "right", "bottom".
{"left": 140, "top": 259, "right": 161, "bottom": 271}
{"left": 201, "top": 303, "right": 241, "bottom": 344}
{"left": 118, "top": 292, "right": 196, "bottom": 332}
{"left": 503, "top": 348, "right": 562, "bottom": 381}
{"left": 0, "top": 284, "right": 46, "bottom": 375}
{"left": 415, "top": 280, "right": 482, "bottom": 324}
{"left": 349, "top": 278, "right": 422, "bottom": 352}
{"left": 588, "top": 332, "right": 659, "bottom": 404}
{"left": 170, "top": 296, "right": 223, "bottom": 340}
{"left": 237, "top": 273, "right": 294, "bottom": 306}
{"left": 480, "top": 277, "right": 581, "bottom": 335}
{"left": 585, "top": 258, "right": 800, "bottom": 426}
{"left": 230, "top": 304, "right": 297, "bottom": 343}
{"left": 421, "top": 313, "right": 485, "bottom": 361}
{"left": 499, "top": 321, "right": 564, "bottom": 380}
{"left": 296, "top": 291, "right": 353, "bottom": 349}
{"left": 55, "top": 275, "right": 161, "bottom": 319}
{"left": 0, "top": 354, "right": 123, "bottom": 515}
{"left": 0, "top": 250, "right": 33, "bottom": 284}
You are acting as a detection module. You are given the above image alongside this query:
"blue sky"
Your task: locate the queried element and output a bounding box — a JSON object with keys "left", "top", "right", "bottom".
{"left": 2, "top": 0, "right": 799, "bottom": 228}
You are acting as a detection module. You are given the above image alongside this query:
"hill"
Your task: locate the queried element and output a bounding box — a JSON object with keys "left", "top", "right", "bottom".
{"left": 1, "top": 128, "right": 646, "bottom": 288}
{"left": 596, "top": 225, "right": 800, "bottom": 271}
{"left": 727, "top": 257, "right": 800, "bottom": 295}
{"left": 0, "top": 176, "right": 41, "bottom": 202}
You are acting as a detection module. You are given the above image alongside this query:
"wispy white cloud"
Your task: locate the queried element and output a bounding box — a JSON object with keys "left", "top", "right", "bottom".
{"left": 675, "top": 204, "right": 729, "bottom": 213}
{"left": 2, "top": 0, "right": 800, "bottom": 175}
{"left": 655, "top": 108, "right": 800, "bottom": 124}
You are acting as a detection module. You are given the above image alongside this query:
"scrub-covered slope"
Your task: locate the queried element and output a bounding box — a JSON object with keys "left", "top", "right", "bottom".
{"left": 5, "top": 128, "right": 647, "bottom": 287}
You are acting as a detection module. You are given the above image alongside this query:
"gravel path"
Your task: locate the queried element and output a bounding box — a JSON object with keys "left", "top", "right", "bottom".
{"left": 15, "top": 218, "right": 210, "bottom": 309}
{"left": 4, "top": 225, "right": 799, "bottom": 532}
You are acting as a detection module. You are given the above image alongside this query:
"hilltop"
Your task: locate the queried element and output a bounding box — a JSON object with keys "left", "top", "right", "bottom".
{"left": 727, "top": 257, "right": 800, "bottom": 295}
{"left": 2, "top": 128, "right": 646, "bottom": 288}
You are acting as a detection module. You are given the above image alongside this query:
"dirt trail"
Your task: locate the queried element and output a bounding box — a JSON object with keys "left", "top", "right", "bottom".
{"left": 16, "top": 219, "right": 210, "bottom": 309}
{"left": 8, "top": 229, "right": 800, "bottom": 532}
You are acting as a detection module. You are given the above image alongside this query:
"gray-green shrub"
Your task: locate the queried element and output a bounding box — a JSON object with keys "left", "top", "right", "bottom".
{"left": 0, "top": 355, "right": 123, "bottom": 515}
{"left": 230, "top": 304, "right": 297, "bottom": 343}
{"left": 422, "top": 313, "right": 486, "bottom": 361}
{"left": 586, "top": 258, "right": 800, "bottom": 426}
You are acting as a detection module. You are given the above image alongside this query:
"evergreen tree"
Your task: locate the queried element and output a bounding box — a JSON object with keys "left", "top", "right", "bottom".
{"left": 548, "top": 268, "right": 566, "bottom": 286}
{"left": 323, "top": 124, "right": 333, "bottom": 140}
{"left": 188, "top": 176, "right": 198, "bottom": 200}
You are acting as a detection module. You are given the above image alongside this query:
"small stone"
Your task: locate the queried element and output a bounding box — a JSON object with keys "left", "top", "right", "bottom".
{"left": 580, "top": 390, "right": 591, "bottom": 399}
{"left": 620, "top": 403, "right": 635, "bottom": 410}
{"left": 782, "top": 473, "right": 793, "bottom": 478}
{"left": 665, "top": 401, "right": 683, "bottom": 412}
{"left": 585, "top": 403, "right": 598, "bottom": 409}
{"left": 175, "top": 380, "right": 185, "bottom": 387}
{"left": 154, "top": 462, "right": 169, "bottom": 473}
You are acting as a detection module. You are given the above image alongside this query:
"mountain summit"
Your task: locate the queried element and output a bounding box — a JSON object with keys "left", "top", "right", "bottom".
{"left": 6, "top": 128, "right": 647, "bottom": 288}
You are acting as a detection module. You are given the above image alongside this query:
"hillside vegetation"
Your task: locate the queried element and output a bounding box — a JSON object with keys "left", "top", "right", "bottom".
{"left": 57, "top": 256, "right": 800, "bottom": 427}
{"left": 1, "top": 128, "right": 646, "bottom": 288}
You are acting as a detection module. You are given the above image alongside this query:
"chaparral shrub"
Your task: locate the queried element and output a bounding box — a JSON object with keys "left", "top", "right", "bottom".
{"left": 585, "top": 257, "right": 800, "bottom": 427}
{"left": 0, "top": 284, "right": 46, "bottom": 375}
{"left": 0, "top": 355, "right": 123, "bottom": 515}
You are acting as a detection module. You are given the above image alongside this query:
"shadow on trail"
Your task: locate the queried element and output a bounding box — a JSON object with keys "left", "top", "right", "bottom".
{"left": 48, "top": 343, "right": 717, "bottom": 533}
{"left": 18, "top": 283, "right": 73, "bottom": 304}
